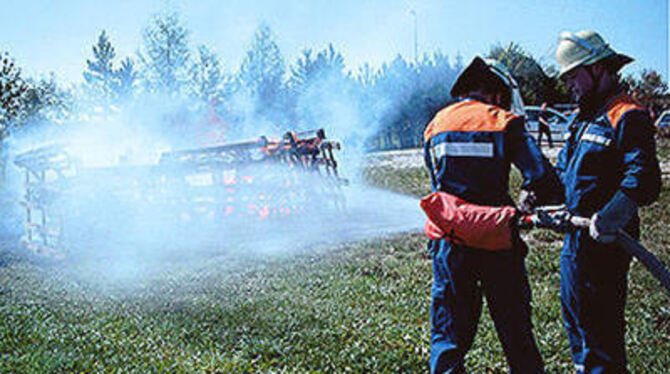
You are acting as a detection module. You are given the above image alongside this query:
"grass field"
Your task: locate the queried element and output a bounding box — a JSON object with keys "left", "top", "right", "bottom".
{"left": 0, "top": 140, "right": 669, "bottom": 373}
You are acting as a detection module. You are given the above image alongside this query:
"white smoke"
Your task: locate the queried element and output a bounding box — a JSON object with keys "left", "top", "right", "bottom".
{"left": 2, "top": 78, "right": 423, "bottom": 286}
{"left": 1, "top": 31, "right": 428, "bottom": 288}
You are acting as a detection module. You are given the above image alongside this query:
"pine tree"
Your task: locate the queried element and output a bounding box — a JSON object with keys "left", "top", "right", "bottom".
{"left": 114, "top": 57, "right": 137, "bottom": 101}
{"left": 83, "top": 30, "right": 117, "bottom": 105}
{"left": 21, "top": 74, "right": 72, "bottom": 124}
{"left": 0, "top": 50, "right": 28, "bottom": 178}
{"left": 1, "top": 52, "right": 31, "bottom": 124}
{"left": 624, "top": 69, "right": 669, "bottom": 116}
{"left": 288, "top": 44, "right": 351, "bottom": 130}
{"left": 83, "top": 31, "right": 137, "bottom": 110}
{"left": 188, "top": 45, "right": 224, "bottom": 104}
{"left": 0, "top": 51, "right": 28, "bottom": 136}
{"left": 454, "top": 52, "right": 465, "bottom": 75}
{"left": 238, "top": 24, "right": 286, "bottom": 120}
{"left": 288, "top": 44, "right": 345, "bottom": 90}
{"left": 139, "top": 11, "right": 190, "bottom": 96}
{"left": 356, "top": 62, "right": 377, "bottom": 89}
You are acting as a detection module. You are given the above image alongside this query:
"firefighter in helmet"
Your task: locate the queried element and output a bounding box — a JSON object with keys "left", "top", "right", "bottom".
{"left": 547, "top": 30, "right": 662, "bottom": 373}
{"left": 423, "top": 56, "right": 561, "bottom": 373}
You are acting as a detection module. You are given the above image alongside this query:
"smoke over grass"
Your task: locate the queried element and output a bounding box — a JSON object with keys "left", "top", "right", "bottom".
{"left": 0, "top": 12, "right": 437, "bottom": 288}
{"left": 2, "top": 70, "right": 423, "bottom": 288}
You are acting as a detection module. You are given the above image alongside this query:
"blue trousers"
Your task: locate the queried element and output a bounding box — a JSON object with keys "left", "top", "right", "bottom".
{"left": 429, "top": 240, "right": 544, "bottom": 374}
{"left": 560, "top": 230, "right": 631, "bottom": 374}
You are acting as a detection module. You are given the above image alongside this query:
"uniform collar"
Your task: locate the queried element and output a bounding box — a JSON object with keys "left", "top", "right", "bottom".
{"left": 577, "top": 84, "right": 625, "bottom": 120}
{"left": 464, "top": 94, "right": 488, "bottom": 104}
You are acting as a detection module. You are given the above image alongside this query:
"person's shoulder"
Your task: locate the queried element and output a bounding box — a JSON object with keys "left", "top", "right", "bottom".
{"left": 425, "top": 100, "right": 521, "bottom": 140}
{"left": 424, "top": 102, "right": 459, "bottom": 141}
{"left": 481, "top": 103, "right": 524, "bottom": 133}
{"left": 605, "top": 93, "right": 648, "bottom": 129}
{"left": 446, "top": 100, "right": 520, "bottom": 128}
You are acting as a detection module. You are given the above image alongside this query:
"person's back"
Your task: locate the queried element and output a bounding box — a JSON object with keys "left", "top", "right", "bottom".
{"left": 422, "top": 57, "right": 560, "bottom": 374}
{"left": 425, "top": 98, "right": 541, "bottom": 207}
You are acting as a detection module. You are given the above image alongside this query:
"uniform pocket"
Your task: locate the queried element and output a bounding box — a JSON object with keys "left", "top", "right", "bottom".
{"left": 575, "top": 126, "right": 616, "bottom": 176}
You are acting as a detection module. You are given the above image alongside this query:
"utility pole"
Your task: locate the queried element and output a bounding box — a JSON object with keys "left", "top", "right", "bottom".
{"left": 410, "top": 9, "right": 418, "bottom": 62}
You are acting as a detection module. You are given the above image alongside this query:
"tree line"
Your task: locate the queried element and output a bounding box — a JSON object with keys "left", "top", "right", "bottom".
{"left": 1, "top": 10, "right": 668, "bottom": 159}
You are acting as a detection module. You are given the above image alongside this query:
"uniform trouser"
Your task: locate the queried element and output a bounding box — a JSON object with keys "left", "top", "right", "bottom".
{"left": 429, "top": 240, "right": 544, "bottom": 374}
{"left": 560, "top": 231, "right": 631, "bottom": 374}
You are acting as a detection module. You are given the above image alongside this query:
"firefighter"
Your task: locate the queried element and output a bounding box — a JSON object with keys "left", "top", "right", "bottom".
{"left": 553, "top": 30, "right": 662, "bottom": 373}
{"left": 423, "top": 56, "right": 561, "bottom": 373}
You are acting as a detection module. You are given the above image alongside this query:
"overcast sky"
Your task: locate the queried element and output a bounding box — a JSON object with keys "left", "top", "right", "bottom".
{"left": 1, "top": 0, "right": 667, "bottom": 84}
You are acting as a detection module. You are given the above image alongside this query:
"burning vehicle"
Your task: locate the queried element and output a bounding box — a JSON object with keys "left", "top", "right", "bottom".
{"left": 13, "top": 128, "right": 347, "bottom": 257}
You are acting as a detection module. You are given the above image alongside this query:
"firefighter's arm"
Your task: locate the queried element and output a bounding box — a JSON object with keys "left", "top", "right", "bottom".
{"left": 423, "top": 138, "right": 439, "bottom": 192}
{"left": 554, "top": 143, "right": 569, "bottom": 182}
{"left": 590, "top": 110, "right": 662, "bottom": 243}
{"left": 616, "top": 110, "right": 662, "bottom": 206}
{"left": 505, "top": 117, "right": 564, "bottom": 209}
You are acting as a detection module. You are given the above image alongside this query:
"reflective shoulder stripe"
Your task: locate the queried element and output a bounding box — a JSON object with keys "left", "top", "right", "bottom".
{"left": 424, "top": 100, "right": 518, "bottom": 141}
{"left": 432, "top": 142, "right": 494, "bottom": 158}
{"left": 581, "top": 133, "right": 612, "bottom": 146}
{"left": 605, "top": 94, "right": 644, "bottom": 129}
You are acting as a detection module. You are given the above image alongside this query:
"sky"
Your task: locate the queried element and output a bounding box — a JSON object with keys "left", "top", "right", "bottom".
{"left": 0, "top": 0, "right": 667, "bottom": 85}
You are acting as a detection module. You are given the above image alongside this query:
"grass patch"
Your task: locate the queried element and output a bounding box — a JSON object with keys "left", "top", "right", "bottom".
{"left": 0, "top": 145, "right": 668, "bottom": 372}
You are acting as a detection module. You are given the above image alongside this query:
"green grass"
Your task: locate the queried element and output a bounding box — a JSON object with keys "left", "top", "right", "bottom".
{"left": 656, "top": 136, "right": 670, "bottom": 161}
{"left": 0, "top": 143, "right": 669, "bottom": 373}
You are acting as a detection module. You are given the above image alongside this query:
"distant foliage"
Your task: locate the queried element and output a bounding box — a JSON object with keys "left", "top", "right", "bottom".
{"left": 541, "top": 64, "right": 573, "bottom": 105}
{"left": 138, "top": 11, "right": 190, "bottom": 96}
{"left": 188, "top": 45, "right": 226, "bottom": 104}
{"left": 288, "top": 44, "right": 346, "bottom": 90}
{"left": 0, "top": 50, "right": 71, "bottom": 136}
{"left": 21, "top": 74, "right": 73, "bottom": 125}
{"left": 83, "top": 31, "right": 116, "bottom": 104}
{"left": 83, "top": 30, "right": 138, "bottom": 112}
{"left": 115, "top": 57, "right": 138, "bottom": 101}
{"left": 366, "top": 53, "right": 460, "bottom": 150}
{"left": 487, "top": 43, "right": 550, "bottom": 105}
{"left": 237, "top": 24, "right": 287, "bottom": 126}
{"left": 2, "top": 8, "right": 613, "bottom": 158}
{"left": 288, "top": 44, "right": 353, "bottom": 131}
{"left": 0, "top": 51, "right": 28, "bottom": 138}
{"left": 239, "top": 25, "right": 285, "bottom": 97}
{"left": 624, "top": 69, "right": 669, "bottom": 117}
{"left": 486, "top": 43, "right": 575, "bottom": 106}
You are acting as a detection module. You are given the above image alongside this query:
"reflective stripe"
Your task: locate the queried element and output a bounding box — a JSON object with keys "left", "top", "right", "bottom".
{"left": 581, "top": 132, "right": 612, "bottom": 146}
{"left": 431, "top": 142, "right": 494, "bottom": 158}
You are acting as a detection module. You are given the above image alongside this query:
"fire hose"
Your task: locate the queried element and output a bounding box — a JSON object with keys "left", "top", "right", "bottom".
{"left": 421, "top": 192, "right": 670, "bottom": 295}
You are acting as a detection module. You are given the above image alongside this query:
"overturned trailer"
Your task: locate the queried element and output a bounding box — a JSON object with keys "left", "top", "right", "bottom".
{"left": 13, "top": 129, "right": 347, "bottom": 257}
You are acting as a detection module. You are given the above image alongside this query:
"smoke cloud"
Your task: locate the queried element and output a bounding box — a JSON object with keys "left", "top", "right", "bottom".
{"left": 3, "top": 64, "right": 424, "bottom": 288}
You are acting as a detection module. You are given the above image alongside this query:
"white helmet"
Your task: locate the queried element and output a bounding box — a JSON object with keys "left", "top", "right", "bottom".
{"left": 556, "top": 30, "right": 633, "bottom": 78}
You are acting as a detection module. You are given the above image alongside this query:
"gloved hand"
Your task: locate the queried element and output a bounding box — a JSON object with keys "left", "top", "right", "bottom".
{"left": 589, "top": 213, "right": 618, "bottom": 243}
{"left": 537, "top": 208, "right": 573, "bottom": 233}
{"left": 517, "top": 189, "right": 537, "bottom": 214}
{"left": 589, "top": 190, "right": 638, "bottom": 243}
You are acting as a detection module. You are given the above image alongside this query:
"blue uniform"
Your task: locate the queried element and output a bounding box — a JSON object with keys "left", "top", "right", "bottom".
{"left": 423, "top": 97, "right": 559, "bottom": 373}
{"left": 555, "top": 92, "right": 661, "bottom": 373}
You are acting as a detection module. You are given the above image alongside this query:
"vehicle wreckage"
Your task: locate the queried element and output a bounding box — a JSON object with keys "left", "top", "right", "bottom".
{"left": 13, "top": 129, "right": 348, "bottom": 257}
